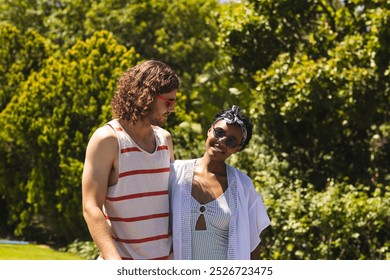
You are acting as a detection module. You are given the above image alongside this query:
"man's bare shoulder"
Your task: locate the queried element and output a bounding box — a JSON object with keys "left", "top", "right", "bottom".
{"left": 88, "top": 125, "right": 118, "bottom": 148}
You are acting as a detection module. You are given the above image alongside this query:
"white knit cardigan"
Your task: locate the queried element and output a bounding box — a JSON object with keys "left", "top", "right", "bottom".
{"left": 169, "top": 159, "right": 270, "bottom": 260}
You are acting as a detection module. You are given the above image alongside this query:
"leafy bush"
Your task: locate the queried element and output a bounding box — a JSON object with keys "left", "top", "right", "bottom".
{"left": 62, "top": 239, "right": 99, "bottom": 260}
{"left": 258, "top": 179, "right": 390, "bottom": 259}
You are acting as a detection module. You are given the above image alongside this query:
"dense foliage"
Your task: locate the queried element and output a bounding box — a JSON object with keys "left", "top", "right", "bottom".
{"left": 0, "top": 0, "right": 388, "bottom": 259}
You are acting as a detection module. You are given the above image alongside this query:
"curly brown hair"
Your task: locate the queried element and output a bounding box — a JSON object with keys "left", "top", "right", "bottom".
{"left": 111, "top": 60, "right": 180, "bottom": 124}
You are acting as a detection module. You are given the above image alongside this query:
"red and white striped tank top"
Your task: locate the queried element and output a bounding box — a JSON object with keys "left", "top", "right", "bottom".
{"left": 103, "top": 119, "right": 171, "bottom": 260}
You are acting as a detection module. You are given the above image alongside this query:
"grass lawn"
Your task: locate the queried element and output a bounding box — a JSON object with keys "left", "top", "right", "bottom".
{"left": 0, "top": 244, "right": 85, "bottom": 260}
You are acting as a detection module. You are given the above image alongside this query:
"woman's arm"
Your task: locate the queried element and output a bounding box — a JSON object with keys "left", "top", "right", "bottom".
{"left": 250, "top": 243, "right": 261, "bottom": 260}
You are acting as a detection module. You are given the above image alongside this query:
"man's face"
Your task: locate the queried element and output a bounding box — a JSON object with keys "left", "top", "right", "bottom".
{"left": 148, "top": 90, "right": 177, "bottom": 127}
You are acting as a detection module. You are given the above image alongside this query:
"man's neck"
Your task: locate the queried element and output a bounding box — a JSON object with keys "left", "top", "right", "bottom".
{"left": 119, "top": 119, "right": 156, "bottom": 153}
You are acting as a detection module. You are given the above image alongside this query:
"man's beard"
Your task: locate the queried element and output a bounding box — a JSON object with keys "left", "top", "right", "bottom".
{"left": 148, "top": 113, "right": 168, "bottom": 127}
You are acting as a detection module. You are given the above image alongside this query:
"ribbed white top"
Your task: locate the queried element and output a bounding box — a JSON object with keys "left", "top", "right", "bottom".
{"left": 190, "top": 189, "right": 231, "bottom": 259}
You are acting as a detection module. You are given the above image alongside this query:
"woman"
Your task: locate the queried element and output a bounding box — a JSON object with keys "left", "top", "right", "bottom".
{"left": 169, "top": 105, "right": 270, "bottom": 260}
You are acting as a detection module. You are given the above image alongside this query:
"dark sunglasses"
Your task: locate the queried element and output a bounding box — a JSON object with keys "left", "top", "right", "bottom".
{"left": 212, "top": 126, "right": 242, "bottom": 149}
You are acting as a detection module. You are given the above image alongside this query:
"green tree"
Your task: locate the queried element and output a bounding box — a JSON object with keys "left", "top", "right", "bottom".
{"left": 251, "top": 4, "right": 389, "bottom": 188}
{"left": 0, "top": 22, "right": 53, "bottom": 234}
{"left": 0, "top": 0, "right": 48, "bottom": 35}
{"left": 0, "top": 0, "right": 92, "bottom": 50}
{"left": 0, "top": 0, "right": 219, "bottom": 81}
{"left": 84, "top": 0, "right": 219, "bottom": 77}
{"left": 0, "top": 22, "right": 52, "bottom": 111}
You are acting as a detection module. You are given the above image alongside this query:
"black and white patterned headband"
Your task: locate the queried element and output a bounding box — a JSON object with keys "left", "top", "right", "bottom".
{"left": 212, "top": 105, "right": 248, "bottom": 146}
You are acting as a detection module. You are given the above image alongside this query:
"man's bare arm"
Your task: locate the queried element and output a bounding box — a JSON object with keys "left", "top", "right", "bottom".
{"left": 82, "top": 126, "right": 122, "bottom": 260}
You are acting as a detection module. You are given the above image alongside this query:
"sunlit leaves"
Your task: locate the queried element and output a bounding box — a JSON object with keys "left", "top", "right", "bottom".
{"left": 260, "top": 181, "right": 390, "bottom": 259}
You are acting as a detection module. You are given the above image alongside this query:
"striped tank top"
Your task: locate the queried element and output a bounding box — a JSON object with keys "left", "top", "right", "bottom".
{"left": 103, "top": 119, "right": 171, "bottom": 260}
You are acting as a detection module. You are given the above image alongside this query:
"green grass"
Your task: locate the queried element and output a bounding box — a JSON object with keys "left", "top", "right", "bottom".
{"left": 0, "top": 244, "right": 85, "bottom": 260}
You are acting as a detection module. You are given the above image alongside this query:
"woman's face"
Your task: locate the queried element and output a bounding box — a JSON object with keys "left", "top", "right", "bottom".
{"left": 205, "top": 119, "right": 243, "bottom": 162}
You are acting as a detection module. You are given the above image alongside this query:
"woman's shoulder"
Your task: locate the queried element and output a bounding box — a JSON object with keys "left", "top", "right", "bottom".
{"left": 171, "top": 159, "right": 196, "bottom": 170}
{"left": 228, "top": 165, "right": 259, "bottom": 197}
{"left": 228, "top": 165, "right": 252, "bottom": 182}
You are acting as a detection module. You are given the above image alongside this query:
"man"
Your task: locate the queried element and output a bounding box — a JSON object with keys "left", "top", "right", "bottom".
{"left": 82, "top": 60, "right": 180, "bottom": 260}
